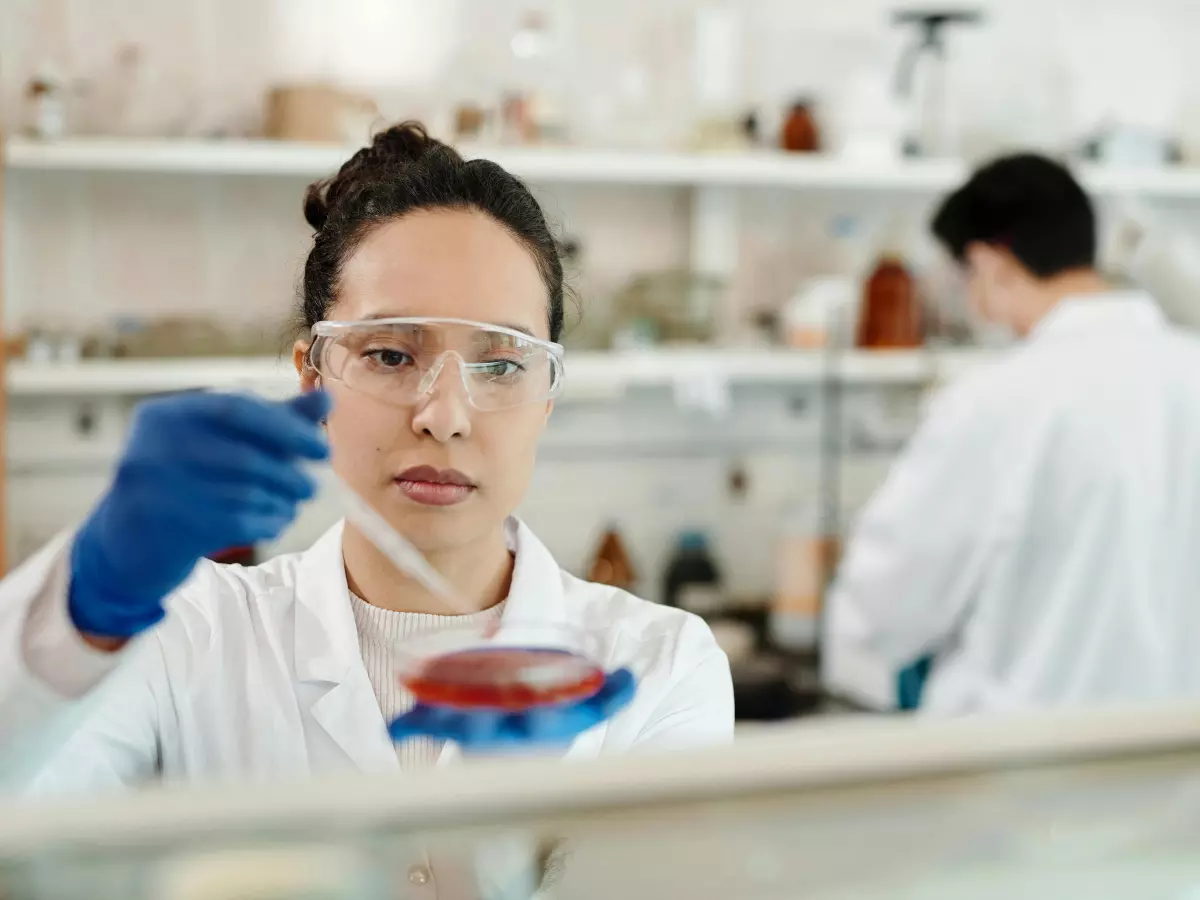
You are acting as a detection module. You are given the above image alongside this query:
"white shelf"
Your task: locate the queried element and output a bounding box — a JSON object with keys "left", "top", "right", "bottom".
{"left": 11, "top": 138, "right": 1200, "bottom": 198}
{"left": 8, "top": 357, "right": 296, "bottom": 396}
{"left": 6, "top": 350, "right": 992, "bottom": 399}
{"left": 3, "top": 137, "right": 963, "bottom": 189}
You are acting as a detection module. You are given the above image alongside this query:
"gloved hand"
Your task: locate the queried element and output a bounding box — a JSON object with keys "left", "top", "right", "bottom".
{"left": 69, "top": 391, "right": 331, "bottom": 640}
{"left": 389, "top": 668, "right": 636, "bottom": 752}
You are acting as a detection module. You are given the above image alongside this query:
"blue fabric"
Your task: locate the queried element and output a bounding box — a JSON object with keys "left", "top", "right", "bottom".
{"left": 897, "top": 656, "right": 933, "bottom": 711}
{"left": 69, "top": 391, "right": 330, "bottom": 638}
{"left": 389, "top": 667, "right": 637, "bottom": 750}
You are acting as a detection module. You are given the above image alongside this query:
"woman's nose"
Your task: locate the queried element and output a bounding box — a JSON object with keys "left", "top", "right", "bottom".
{"left": 410, "top": 356, "right": 473, "bottom": 441}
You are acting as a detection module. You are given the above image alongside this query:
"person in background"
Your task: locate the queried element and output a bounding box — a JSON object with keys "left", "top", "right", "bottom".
{"left": 823, "top": 153, "right": 1200, "bottom": 715}
{"left": 0, "top": 122, "right": 733, "bottom": 795}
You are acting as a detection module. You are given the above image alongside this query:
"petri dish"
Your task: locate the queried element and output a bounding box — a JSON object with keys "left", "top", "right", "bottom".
{"left": 396, "top": 622, "right": 606, "bottom": 712}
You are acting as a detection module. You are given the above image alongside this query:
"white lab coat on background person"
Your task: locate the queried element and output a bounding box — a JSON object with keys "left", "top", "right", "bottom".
{"left": 824, "top": 292, "right": 1200, "bottom": 715}
{"left": 0, "top": 518, "right": 733, "bottom": 795}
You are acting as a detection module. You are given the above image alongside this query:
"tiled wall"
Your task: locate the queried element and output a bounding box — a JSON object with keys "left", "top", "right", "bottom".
{"left": 4, "top": 0, "right": 1199, "bottom": 593}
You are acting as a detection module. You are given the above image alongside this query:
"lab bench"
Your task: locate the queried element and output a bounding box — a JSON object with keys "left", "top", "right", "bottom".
{"left": 5, "top": 702, "right": 1200, "bottom": 900}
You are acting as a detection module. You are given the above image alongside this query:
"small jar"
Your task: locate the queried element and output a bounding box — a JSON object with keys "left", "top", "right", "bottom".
{"left": 780, "top": 99, "right": 820, "bottom": 153}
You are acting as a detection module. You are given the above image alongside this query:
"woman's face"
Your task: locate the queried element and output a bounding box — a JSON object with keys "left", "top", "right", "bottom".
{"left": 295, "top": 208, "right": 554, "bottom": 555}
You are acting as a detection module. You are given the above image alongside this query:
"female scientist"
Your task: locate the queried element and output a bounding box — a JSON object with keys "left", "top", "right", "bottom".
{"left": 0, "top": 123, "right": 733, "bottom": 793}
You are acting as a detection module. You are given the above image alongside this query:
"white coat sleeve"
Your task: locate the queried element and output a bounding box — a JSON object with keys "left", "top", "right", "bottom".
{"left": 823, "top": 381, "right": 1005, "bottom": 709}
{"left": 0, "top": 533, "right": 165, "bottom": 795}
{"left": 631, "top": 616, "right": 734, "bottom": 749}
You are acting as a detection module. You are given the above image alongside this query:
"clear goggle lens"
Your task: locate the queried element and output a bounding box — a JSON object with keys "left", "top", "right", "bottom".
{"left": 309, "top": 318, "right": 565, "bottom": 412}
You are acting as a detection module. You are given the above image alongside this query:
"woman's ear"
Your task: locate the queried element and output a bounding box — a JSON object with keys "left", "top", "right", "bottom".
{"left": 293, "top": 339, "right": 320, "bottom": 393}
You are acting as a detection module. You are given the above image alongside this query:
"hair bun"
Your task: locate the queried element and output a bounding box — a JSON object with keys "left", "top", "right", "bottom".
{"left": 369, "top": 121, "right": 444, "bottom": 167}
{"left": 302, "top": 121, "right": 457, "bottom": 233}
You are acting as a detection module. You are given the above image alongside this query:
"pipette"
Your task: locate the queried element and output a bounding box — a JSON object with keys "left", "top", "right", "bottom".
{"left": 323, "top": 470, "right": 602, "bottom": 710}
{"left": 323, "top": 470, "right": 471, "bottom": 615}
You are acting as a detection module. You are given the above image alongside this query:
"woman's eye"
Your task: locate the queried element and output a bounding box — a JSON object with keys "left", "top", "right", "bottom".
{"left": 364, "top": 348, "right": 413, "bottom": 368}
{"left": 480, "top": 359, "right": 526, "bottom": 378}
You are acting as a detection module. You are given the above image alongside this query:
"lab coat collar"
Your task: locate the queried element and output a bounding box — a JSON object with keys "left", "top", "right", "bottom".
{"left": 1030, "top": 290, "right": 1165, "bottom": 343}
{"left": 499, "top": 517, "right": 570, "bottom": 628}
{"left": 292, "top": 520, "right": 397, "bottom": 773}
{"left": 291, "top": 516, "right": 569, "bottom": 771}
{"left": 293, "top": 517, "right": 566, "bottom": 682}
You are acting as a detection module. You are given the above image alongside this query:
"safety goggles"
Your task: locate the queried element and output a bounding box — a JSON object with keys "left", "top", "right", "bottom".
{"left": 309, "top": 317, "right": 565, "bottom": 412}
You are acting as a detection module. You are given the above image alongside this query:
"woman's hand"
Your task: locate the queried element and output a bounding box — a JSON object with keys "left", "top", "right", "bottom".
{"left": 388, "top": 668, "right": 636, "bottom": 751}
{"left": 69, "top": 391, "right": 331, "bottom": 645}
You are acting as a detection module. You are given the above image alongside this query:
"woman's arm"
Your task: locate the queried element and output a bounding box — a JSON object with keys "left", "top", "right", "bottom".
{"left": 0, "top": 534, "right": 163, "bottom": 794}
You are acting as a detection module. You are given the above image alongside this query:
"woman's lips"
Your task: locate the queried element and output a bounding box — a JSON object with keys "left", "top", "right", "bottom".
{"left": 394, "top": 466, "right": 476, "bottom": 507}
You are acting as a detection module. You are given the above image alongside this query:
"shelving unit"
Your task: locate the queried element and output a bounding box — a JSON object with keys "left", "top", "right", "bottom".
{"left": 11, "top": 137, "right": 1200, "bottom": 199}
{"left": 0, "top": 134, "right": 1170, "bottom": 577}
{"left": 6, "top": 349, "right": 994, "bottom": 399}
{"left": 4, "top": 138, "right": 966, "bottom": 189}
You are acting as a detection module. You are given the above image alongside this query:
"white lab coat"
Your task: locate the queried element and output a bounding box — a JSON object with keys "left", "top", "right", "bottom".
{"left": 0, "top": 518, "right": 733, "bottom": 795}
{"left": 825, "top": 292, "right": 1200, "bottom": 715}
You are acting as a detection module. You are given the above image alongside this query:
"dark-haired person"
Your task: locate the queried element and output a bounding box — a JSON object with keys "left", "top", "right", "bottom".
{"left": 824, "top": 153, "right": 1200, "bottom": 715}
{"left": 0, "top": 123, "right": 733, "bottom": 793}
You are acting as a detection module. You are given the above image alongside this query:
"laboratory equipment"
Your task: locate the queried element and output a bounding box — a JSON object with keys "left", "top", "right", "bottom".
{"left": 663, "top": 531, "right": 724, "bottom": 616}
{"left": 770, "top": 504, "right": 832, "bottom": 652}
{"left": 892, "top": 7, "right": 983, "bottom": 157}
{"left": 394, "top": 623, "right": 606, "bottom": 711}
{"left": 689, "top": 4, "right": 748, "bottom": 151}
{"left": 504, "top": 8, "right": 569, "bottom": 145}
{"left": 7, "top": 703, "right": 1200, "bottom": 899}
{"left": 779, "top": 99, "right": 820, "bottom": 153}
{"left": 858, "top": 253, "right": 923, "bottom": 348}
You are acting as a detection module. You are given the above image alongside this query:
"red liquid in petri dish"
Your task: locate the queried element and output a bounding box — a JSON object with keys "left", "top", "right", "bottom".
{"left": 401, "top": 647, "right": 605, "bottom": 711}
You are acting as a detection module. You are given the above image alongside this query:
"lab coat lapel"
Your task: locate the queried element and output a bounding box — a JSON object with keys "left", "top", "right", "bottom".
{"left": 499, "top": 518, "right": 570, "bottom": 628}
{"left": 293, "top": 521, "right": 399, "bottom": 775}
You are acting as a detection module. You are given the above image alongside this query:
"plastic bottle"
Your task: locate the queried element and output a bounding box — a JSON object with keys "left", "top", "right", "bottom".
{"left": 663, "top": 532, "right": 725, "bottom": 616}
{"left": 769, "top": 505, "right": 831, "bottom": 652}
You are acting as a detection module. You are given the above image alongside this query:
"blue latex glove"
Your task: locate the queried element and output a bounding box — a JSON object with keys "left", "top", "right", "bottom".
{"left": 69, "top": 391, "right": 331, "bottom": 639}
{"left": 389, "top": 668, "right": 637, "bottom": 751}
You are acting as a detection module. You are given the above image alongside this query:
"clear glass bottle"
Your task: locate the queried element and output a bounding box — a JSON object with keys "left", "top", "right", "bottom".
{"left": 505, "top": 7, "right": 569, "bottom": 144}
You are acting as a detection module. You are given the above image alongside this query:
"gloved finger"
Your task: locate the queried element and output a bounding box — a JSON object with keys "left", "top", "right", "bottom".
{"left": 289, "top": 389, "right": 332, "bottom": 423}
{"left": 461, "top": 709, "right": 505, "bottom": 746}
{"left": 185, "top": 393, "right": 330, "bottom": 461}
{"left": 217, "top": 510, "right": 298, "bottom": 547}
{"left": 533, "top": 695, "right": 620, "bottom": 738}
{"left": 115, "top": 472, "right": 300, "bottom": 542}
{"left": 389, "top": 705, "right": 443, "bottom": 742}
{"left": 514, "top": 707, "right": 590, "bottom": 744}
{"left": 581, "top": 668, "right": 637, "bottom": 718}
{"left": 152, "top": 440, "right": 320, "bottom": 501}
{"left": 176, "top": 479, "right": 304, "bottom": 519}
{"left": 494, "top": 712, "right": 534, "bottom": 743}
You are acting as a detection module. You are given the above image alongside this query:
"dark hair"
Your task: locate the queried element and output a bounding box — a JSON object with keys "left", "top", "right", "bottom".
{"left": 299, "top": 121, "right": 565, "bottom": 341}
{"left": 931, "top": 153, "right": 1096, "bottom": 279}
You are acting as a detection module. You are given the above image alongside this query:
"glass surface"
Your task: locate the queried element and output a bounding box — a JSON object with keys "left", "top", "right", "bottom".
{"left": 6, "top": 708, "right": 1200, "bottom": 899}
